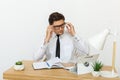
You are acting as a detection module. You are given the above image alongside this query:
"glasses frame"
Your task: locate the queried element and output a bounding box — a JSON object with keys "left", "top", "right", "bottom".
{"left": 53, "top": 23, "right": 66, "bottom": 30}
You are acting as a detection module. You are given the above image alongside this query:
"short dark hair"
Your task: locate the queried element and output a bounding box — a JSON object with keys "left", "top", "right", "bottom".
{"left": 48, "top": 12, "right": 65, "bottom": 25}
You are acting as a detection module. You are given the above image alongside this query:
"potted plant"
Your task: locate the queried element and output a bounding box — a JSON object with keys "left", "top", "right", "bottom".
{"left": 14, "top": 61, "right": 24, "bottom": 70}
{"left": 92, "top": 61, "right": 103, "bottom": 77}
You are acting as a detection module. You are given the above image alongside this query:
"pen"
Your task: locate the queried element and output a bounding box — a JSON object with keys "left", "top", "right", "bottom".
{"left": 46, "top": 62, "right": 50, "bottom": 68}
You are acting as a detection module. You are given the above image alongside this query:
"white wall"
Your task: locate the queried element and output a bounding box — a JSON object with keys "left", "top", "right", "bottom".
{"left": 0, "top": 0, "right": 120, "bottom": 79}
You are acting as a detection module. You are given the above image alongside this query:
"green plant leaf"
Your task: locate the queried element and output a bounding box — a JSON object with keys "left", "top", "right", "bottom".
{"left": 92, "top": 61, "right": 103, "bottom": 71}
{"left": 15, "top": 61, "right": 22, "bottom": 65}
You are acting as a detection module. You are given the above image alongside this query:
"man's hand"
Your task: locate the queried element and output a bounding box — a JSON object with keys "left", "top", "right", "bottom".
{"left": 44, "top": 25, "right": 53, "bottom": 44}
{"left": 66, "top": 22, "right": 76, "bottom": 36}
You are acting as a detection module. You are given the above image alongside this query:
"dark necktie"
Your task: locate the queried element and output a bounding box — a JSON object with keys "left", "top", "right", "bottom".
{"left": 56, "top": 35, "right": 60, "bottom": 58}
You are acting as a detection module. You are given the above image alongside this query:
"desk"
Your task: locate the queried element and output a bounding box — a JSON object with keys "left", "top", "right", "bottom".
{"left": 3, "top": 60, "right": 120, "bottom": 80}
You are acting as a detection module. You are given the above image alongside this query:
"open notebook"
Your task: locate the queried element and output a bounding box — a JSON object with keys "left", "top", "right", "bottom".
{"left": 32, "top": 57, "right": 64, "bottom": 69}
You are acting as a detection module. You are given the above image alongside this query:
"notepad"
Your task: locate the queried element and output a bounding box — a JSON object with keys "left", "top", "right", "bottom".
{"left": 32, "top": 57, "right": 64, "bottom": 69}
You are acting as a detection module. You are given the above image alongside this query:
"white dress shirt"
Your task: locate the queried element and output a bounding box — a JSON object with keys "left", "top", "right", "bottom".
{"left": 34, "top": 31, "right": 89, "bottom": 63}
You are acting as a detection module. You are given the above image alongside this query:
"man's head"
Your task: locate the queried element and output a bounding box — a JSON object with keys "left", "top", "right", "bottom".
{"left": 48, "top": 12, "right": 65, "bottom": 35}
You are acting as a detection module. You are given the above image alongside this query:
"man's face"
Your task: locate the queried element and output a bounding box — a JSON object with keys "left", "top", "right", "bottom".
{"left": 52, "top": 19, "right": 65, "bottom": 35}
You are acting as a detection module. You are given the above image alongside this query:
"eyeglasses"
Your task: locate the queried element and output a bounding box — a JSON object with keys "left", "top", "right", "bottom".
{"left": 53, "top": 23, "right": 65, "bottom": 30}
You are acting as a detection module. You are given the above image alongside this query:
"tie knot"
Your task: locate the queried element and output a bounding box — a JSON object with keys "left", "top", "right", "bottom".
{"left": 57, "top": 35, "right": 59, "bottom": 38}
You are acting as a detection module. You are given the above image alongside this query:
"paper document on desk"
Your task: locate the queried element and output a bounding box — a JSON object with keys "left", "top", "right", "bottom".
{"left": 32, "top": 57, "right": 64, "bottom": 69}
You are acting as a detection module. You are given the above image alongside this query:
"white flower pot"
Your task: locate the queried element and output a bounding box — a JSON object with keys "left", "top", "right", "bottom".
{"left": 92, "top": 71, "right": 100, "bottom": 77}
{"left": 14, "top": 64, "right": 24, "bottom": 70}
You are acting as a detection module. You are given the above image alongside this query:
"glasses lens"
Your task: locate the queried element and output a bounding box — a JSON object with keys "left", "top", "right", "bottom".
{"left": 53, "top": 23, "right": 65, "bottom": 30}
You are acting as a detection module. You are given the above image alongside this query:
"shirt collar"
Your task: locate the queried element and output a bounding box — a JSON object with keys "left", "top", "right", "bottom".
{"left": 52, "top": 32, "right": 65, "bottom": 39}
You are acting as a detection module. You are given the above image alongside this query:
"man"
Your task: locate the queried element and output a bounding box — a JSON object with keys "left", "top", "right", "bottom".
{"left": 34, "top": 12, "right": 89, "bottom": 63}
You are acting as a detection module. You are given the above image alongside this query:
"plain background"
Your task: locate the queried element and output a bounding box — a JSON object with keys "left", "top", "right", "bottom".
{"left": 0, "top": 0, "right": 120, "bottom": 79}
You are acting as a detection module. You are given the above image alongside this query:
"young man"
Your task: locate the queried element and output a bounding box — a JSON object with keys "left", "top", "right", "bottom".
{"left": 34, "top": 12, "right": 89, "bottom": 63}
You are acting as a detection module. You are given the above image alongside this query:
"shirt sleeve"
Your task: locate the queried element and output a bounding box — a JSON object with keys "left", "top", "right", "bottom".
{"left": 34, "top": 42, "right": 49, "bottom": 61}
{"left": 72, "top": 34, "right": 89, "bottom": 54}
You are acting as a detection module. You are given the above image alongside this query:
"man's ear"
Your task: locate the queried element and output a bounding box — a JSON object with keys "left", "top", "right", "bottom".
{"left": 64, "top": 25, "right": 67, "bottom": 31}
{"left": 50, "top": 25, "right": 54, "bottom": 30}
{"left": 66, "top": 23, "right": 71, "bottom": 30}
